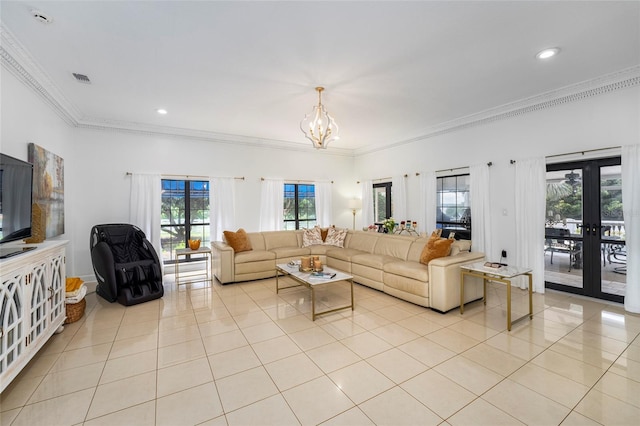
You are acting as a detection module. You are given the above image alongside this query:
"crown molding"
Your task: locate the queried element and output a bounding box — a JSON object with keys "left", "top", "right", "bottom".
{"left": 75, "top": 117, "right": 355, "bottom": 157}
{"left": 1, "top": 23, "right": 82, "bottom": 125}
{"left": 2, "top": 22, "right": 638, "bottom": 158}
{"left": 354, "top": 65, "right": 640, "bottom": 156}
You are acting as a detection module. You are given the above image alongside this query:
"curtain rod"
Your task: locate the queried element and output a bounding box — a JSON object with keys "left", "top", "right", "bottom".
{"left": 435, "top": 166, "right": 469, "bottom": 173}
{"left": 545, "top": 146, "right": 621, "bottom": 159}
{"left": 126, "top": 172, "right": 245, "bottom": 180}
{"left": 261, "top": 178, "right": 334, "bottom": 183}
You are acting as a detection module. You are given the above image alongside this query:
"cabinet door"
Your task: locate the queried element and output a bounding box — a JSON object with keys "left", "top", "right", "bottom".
{"left": 1, "top": 273, "right": 26, "bottom": 375}
{"left": 29, "top": 261, "right": 50, "bottom": 345}
{"left": 49, "top": 252, "right": 66, "bottom": 322}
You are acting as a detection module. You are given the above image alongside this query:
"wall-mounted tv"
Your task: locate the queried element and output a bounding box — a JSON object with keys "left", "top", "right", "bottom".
{"left": 0, "top": 153, "right": 34, "bottom": 254}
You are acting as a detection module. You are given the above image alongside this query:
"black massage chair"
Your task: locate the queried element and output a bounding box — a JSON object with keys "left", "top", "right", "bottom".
{"left": 90, "top": 224, "right": 164, "bottom": 306}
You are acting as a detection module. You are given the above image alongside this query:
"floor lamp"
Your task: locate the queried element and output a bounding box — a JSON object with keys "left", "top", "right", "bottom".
{"left": 348, "top": 199, "right": 362, "bottom": 230}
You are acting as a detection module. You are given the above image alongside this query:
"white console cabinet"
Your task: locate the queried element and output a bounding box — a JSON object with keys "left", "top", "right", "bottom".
{"left": 0, "top": 240, "right": 67, "bottom": 393}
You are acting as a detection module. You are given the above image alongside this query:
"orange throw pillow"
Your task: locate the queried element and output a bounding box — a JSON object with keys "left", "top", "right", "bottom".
{"left": 223, "top": 228, "right": 253, "bottom": 253}
{"left": 419, "top": 238, "right": 453, "bottom": 265}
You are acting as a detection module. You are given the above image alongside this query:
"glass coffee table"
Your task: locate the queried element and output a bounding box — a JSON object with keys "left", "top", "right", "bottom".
{"left": 276, "top": 263, "right": 354, "bottom": 321}
{"left": 460, "top": 262, "right": 533, "bottom": 331}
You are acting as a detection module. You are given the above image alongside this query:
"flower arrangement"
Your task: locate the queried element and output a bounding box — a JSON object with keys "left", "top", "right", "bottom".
{"left": 367, "top": 224, "right": 378, "bottom": 232}
{"left": 383, "top": 217, "right": 396, "bottom": 234}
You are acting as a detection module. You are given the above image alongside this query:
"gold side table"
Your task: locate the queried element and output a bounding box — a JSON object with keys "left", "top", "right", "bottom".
{"left": 175, "top": 246, "right": 212, "bottom": 285}
{"left": 460, "top": 262, "right": 533, "bottom": 331}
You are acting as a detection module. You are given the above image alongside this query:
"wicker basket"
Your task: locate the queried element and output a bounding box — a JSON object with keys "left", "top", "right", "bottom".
{"left": 65, "top": 298, "right": 86, "bottom": 324}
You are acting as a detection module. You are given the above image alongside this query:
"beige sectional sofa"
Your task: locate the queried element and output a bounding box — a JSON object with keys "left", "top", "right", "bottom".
{"left": 211, "top": 230, "right": 485, "bottom": 312}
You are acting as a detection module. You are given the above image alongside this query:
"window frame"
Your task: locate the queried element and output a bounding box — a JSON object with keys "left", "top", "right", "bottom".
{"left": 160, "top": 179, "right": 210, "bottom": 264}
{"left": 373, "top": 182, "right": 392, "bottom": 226}
{"left": 436, "top": 173, "right": 471, "bottom": 235}
{"left": 283, "top": 183, "right": 316, "bottom": 230}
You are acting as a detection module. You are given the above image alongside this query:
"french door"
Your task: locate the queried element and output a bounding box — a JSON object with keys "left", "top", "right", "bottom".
{"left": 544, "top": 157, "right": 625, "bottom": 303}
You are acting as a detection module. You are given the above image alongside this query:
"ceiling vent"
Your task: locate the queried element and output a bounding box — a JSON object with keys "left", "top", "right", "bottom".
{"left": 31, "top": 9, "right": 53, "bottom": 24}
{"left": 72, "top": 73, "right": 91, "bottom": 84}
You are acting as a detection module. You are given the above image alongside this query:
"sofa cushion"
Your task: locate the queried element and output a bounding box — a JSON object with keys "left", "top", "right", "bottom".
{"left": 325, "top": 227, "right": 348, "bottom": 247}
{"left": 326, "top": 247, "right": 368, "bottom": 262}
{"left": 351, "top": 253, "right": 398, "bottom": 269}
{"left": 263, "top": 231, "right": 299, "bottom": 250}
{"left": 419, "top": 238, "right": 454, "bottom": 265}
{"left": 345, "top": 232, "right": 379, "bottom": 252}
{"left": 308, "top": 244, "right": 335, "bottom": 256}
{"left": 234, "top": 249, "right": 275, "bottom": 264}
{"left": 302, "top": 227, "right": 323, "bottom": 247}
{"left": 372, "top": 235, "right": 414, "bottom": 260}
{"left": 224, "top": 229, "right": 253, "bottom": 253}
{"left": 450, "top": 239, "right": 472, "bottom": 256}
{"left": 384, "top": 260, "right": 429, "bottom": 282}
{"left": 271, "top": 247, "right": 309, "bottom": 259}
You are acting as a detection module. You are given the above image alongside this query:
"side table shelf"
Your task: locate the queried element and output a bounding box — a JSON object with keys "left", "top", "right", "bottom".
{"left": 174, "top": 246, "right": 213, "bottom": 285}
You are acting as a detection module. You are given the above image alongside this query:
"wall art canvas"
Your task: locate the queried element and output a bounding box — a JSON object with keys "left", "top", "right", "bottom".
{"left": 28, "top": 143, "right": 64, "bottom": 238}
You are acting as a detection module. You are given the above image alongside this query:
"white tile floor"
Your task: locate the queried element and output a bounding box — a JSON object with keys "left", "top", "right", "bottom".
{"left": 2, "top": 273, "right": 640, "bottom": 425}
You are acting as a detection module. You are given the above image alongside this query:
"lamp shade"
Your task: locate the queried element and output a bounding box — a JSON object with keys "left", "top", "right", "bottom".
{"left": 347, "top": 198, "right": 362, "bottom": 210}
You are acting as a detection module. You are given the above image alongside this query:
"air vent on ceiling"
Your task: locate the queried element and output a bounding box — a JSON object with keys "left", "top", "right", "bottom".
{"left": 31, "top": 9, "right": 53, "bottom": 24}
{"left": 72, "top": 73, "right": 91, "bottom": 84}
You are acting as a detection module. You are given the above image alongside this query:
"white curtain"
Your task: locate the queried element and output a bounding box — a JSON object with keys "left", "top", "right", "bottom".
{"left": 392, "top": 175, "right": 407, "bottom": 221}
{"left": 210, "top": 177, "right": 235, "bottom": 242}
{"left": 259, "top": 178, "right": 284, "bottom": 231}
{"left": 622, "top": 144, "right": 640, "bottom": 313}
{"left": 470, "top": 163, "right": 493, "bottom": 257}
{"left": 361, "top": 180, "right": 374, "bottom": 227}
{"left": 514, "top": 158, "right": 546, "bottom": 292}
{"left": 129, "top": 173, "right": 162, "bottom": 263}
{"left": 315, "top": 181, "right": 333, "bottom": 226}
{"left": 418, "top": 171, "right": 437, "bottom": 235}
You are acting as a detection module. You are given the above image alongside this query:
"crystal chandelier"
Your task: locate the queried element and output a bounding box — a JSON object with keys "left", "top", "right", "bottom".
{"left": 300, "top": 87, "right": 339, "bottom": 149}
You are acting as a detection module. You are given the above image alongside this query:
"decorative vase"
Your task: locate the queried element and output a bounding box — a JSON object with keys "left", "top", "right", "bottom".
{"left": 188, "top": 239, "right": 201, "bottom": 250}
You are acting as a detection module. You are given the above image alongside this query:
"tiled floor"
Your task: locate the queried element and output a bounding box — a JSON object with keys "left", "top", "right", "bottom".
{"left": 2, "top": 273, "right": 640, "bottom": 425}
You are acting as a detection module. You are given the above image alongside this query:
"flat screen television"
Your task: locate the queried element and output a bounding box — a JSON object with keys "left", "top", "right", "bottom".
{"left": 0, "top": 153, "right": 35, "bottom": 258}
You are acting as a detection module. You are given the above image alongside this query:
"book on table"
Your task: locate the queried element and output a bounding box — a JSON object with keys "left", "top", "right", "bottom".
{"left": 310, "top": 271, "right": 337, "bottom": 279}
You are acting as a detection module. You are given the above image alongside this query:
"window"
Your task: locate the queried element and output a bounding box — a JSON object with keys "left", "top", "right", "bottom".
{"left": 373, "top": 182, "right": 392, "bottom": 223}
{"left": 161, "top": 179, "right": 210, "bottom": 262}
{"left": 284, "top": 183, "right": 316, "bottom": 230}
{"left": 436, "top": 174, "right": 471, "bottom": 234}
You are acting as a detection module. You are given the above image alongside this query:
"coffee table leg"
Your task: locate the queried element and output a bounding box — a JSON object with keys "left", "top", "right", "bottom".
{"left": 460, "top": 270, "right": 465, "bottom": 314}
{"left": 528, "top": 273, "right": 533, "bottom": 319}
{"left": 350, "top": 278, "right": 354, "bottom": 311}
{"left": 276, "top": 270, "right": 280, "bottom": 294}
{"left": 507, "top": 279, "right": 512, "bottom": 331}
{"left": 311, "top": 286, "right": 316, "bottom": 321}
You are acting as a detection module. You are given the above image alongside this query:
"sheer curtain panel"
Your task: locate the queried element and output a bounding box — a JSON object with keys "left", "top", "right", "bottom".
{"left": 514, "top": 158, "right": 546, "bottom": 292}
{"left": 361, "top": 180, "right": 374, "bottom": 228}
{"left": 392, "top": 175, "right": 407, "bottom": 221}
{"left": 210, "top": 177, "right": 236, "bottom": 242}
{"left": 622, "top": 144, "right": 640, "bottom": 313}
{"left": 129, "top": 173, "right": 162, "bottom": 263}
{"left": 419, "top": 171, "right": 437, "bottom": 235}
{"left": 470, "top": 163, "right": 493, "bottom": 258}
{"left": 315, "top": 181, "right": 333, "bottom": 226}
{"left": 259, "top": 178, "right": 284, "bottom": 231}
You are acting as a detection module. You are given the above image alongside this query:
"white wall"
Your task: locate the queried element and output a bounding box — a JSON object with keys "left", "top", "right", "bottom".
{"left": 355, "top": 86, "right": 640, "bottom": 262}
{"left": 4, "top": 65, "right": 638, "bottom": 278}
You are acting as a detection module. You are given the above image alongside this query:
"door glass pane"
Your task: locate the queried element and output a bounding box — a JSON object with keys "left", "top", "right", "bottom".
{"left": 600, "top": 165, "right": 626, "bottom": 296}
{"left": 545, "top": 169, "right": 583, "bottom": 288}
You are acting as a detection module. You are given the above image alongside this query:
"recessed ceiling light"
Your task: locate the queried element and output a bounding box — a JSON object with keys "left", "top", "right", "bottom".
{"left": 31, "top": 9, "right": 53, "bottom": 24}
{"left": 536, "top": 47, "right": 560, "bottom": 60}
{"left": 156, "top": 109, "right": 168, "bottom": 115}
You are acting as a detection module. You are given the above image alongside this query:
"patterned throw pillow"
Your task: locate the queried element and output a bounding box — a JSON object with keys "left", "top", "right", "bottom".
{"left": 223, "top": 228, "right": 253, "bottom": 253}
{"left": 302, "top": 227, "right": 324, "bottom": 247}
{"left": 324, "top": 227, "right": 348, "bottom": 247}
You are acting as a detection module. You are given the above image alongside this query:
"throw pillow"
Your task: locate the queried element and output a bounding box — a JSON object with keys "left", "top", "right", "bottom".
{"left": 320, "top": 227, "right": 329, "bottom": 242}
{"left": 324, "top": 227, "right": 348, "bottom": 247}
{"left": 302, "top": 227, "right": 324, "bottom": 247}
{"left": 419, "top": 238, "right": 454, "bottom": 265}
{"left": 223, "top": 228, "right": 253, "bottom": 253}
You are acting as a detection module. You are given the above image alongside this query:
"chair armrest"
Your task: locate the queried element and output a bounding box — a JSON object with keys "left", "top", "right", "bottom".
{"left": 211, "top": 241, "right": 235, "bottom": 284}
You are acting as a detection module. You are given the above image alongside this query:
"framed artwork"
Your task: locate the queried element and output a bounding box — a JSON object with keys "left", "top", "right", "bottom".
{"left": 28, "top": 143, "right": 64, "bottom": 238}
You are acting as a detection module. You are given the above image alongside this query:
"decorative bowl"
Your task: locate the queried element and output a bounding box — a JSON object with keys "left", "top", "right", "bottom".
{"left": 188, "top": 239, "right": 201, "bottom": 250}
